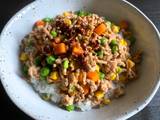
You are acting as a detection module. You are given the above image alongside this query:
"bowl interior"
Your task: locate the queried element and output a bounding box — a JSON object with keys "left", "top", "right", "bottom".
{"left": 0, "top": 0, "right": 160, "bottom": 120}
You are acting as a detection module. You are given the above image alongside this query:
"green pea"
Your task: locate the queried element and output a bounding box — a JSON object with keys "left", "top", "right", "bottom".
{"left": 116, "top": 66, "right": 122, "bottom": 73}
{"left": 86, "top": 12, "right": 92, "bottom": 16}
{"left": 43, "top": 17, "right": 52, "bottom": 22}
{"left": 129, "top": 36, "right": 136, "bottom": 45}
{"left": 65, "top": 105, "right": 75, "bottom": 112}
{"left": 46, "top": 55, "right": 56, "bottom": 65}
{"left": 106, "top": 21, "right": 112, "bottom": 26}
{"left": 41, "top": 93, "right": 51, "bottom": 101}
{"left": 22, "top": 64, "right": 28, "bottom": 76}
{"left": 76, "top": 10, "right": 90, "bottom": 17}
{"left": 104, "top": 17, "right": 108, "bottom": 21}
{"left": 28, "top": 40, "right": 33, "bottom": 48}
{"left": 110, "top": 39, "right": 117, "bottom": 47}
{"left": 40, "top": 76, "right": 46, "bottom": 80}
{"left": 99, "top": 72, "right": 105, "bottom": 80}
{"left": 69, "top": 85, "right": 76, "bottom": 93}
{"left": 99, "top": 38, "right": 107, "bottom": 45}
{"left": 111, "top": 45, "right": 119, "bottom": 54}
{"left": 34, "top": 56, "right": 41, "bottom": 66}
{"left": 76, "top": 10, "right": 85, "bottom": 16}
{"left": 51, "top": 31, "right": 57, "bottom": 38}
{"left": 63, "top": 60, "right": 69, "bottom": 69}
{"left": 40, "top": 67, "right": 50, "bottom": 77}
{"left": 96, "top": 50, "right": 104, "bottom": 58}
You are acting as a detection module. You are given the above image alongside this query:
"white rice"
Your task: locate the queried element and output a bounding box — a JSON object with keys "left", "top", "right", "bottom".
{"left": 104, "top": 82, "right": 124, "bottom": 99}
{"left": 76, "top": 100, "right": 92, "bottom": 111}
{"left": 31, "top": 78, "right": 93, "bottom": 111}
{"left": 30, "top": 78, "right": 61, "bottom": 103}
{"left": 30, "top": 78, "right": 125, "bottom": 111}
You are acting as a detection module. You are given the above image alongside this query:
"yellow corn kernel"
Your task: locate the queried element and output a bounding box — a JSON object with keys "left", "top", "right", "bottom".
{"left": 119, "top": 75, "right": 127, "bottom": 82}
{"left": 87, "top": 30, "right": 93, "bottom": 37}
{"left": 112, "top": 25, "right": 120, "bottom": 33}
{"left": 127, "top": 59, "right": 135, "bottom": 69}
{"left": 120, "top": 39, "right": 127, "bottom": 46}
{"left": 103, "top": 98, "right": 111, "bottom": 105}
{"left": 20, "top": 52, "right": 28, "bottom": 61}
{"left": 95, "top": 91, "right": 104, "bottom": 100}
{"left": 50, "top": 71, "right": 58, "bottom": 80}
{"left": 99, "top": 104, "right": 104, "bottom": 108}
{"left": 110, "top": 73, "right": 117, "bottom": 80}
{"left": 63, "top": 11, "right": 70, "bottom": 17}
{"left": 64, "top": 19, "right": 72, "bottom": 26}
{"left": 95, "top": 64, "right": 100, "bottom": 72}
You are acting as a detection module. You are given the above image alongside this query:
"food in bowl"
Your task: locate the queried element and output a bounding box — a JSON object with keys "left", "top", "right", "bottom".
{"left": 19, "top": 11, "right": 142, "bottom": 111}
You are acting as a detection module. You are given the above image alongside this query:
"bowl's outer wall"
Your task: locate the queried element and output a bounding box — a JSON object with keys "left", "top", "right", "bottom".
{"left": 0, "top": 0, "right": 160, "bottom": 120}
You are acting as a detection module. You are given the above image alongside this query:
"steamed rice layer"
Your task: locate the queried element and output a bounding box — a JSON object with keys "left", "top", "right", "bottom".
{"left": 30, "top": 78, "right": 119, "bottom": 111}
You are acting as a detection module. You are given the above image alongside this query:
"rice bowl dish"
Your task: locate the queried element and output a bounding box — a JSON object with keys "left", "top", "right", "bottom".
{"left": 0, "top": 0, "right": 160, "bottom": 119}
{"left": 19, "top": 11, "right": 142, "bottom": 111}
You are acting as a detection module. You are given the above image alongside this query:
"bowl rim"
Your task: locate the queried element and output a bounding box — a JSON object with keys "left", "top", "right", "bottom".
{"left": 0, "top": 0, "right": 160, "bottom": 120}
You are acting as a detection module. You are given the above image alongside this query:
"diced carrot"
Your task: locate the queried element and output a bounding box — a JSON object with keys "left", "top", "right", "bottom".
{"left": 54, "top": 43, "right": 67, "bottom": 54}
{"left": 35, "top": 20, "right": 45, "bottom": 27}
{"left": 83, "top": 85, "right": 90, "bottom": 95}
{"left": 119, "top": 20, "right": 129, "bottom": 30}
{"left": 126, "top": 59, "right": 135, "bottom": 69}
{"left": 94, "top": 23, "right": 107, "bottom": 35}
{"left": 72, "top": 46, "right": 84, "bottom": 55}
{"left": 87, "top": 71, "right": 99, "bottom": 82}
{"left": 78, "top": 71, "right": 83, "bottom": 84}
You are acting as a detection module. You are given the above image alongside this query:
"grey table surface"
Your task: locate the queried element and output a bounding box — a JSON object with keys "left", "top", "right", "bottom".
{"left": 128, "top": 0, "right": 160, "bottom": 120}
{"left": 0, "top": 0, "right": 160, "bottom": 120}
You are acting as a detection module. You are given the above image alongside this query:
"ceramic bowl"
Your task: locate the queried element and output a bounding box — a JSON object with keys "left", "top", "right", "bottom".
{"left": 0, "top": 0, "right": 160, "bottom": 120}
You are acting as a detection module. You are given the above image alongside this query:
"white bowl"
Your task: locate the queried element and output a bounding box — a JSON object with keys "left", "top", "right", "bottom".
{"left": 0, "top": 0, "right": 160, "bottom": 120}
